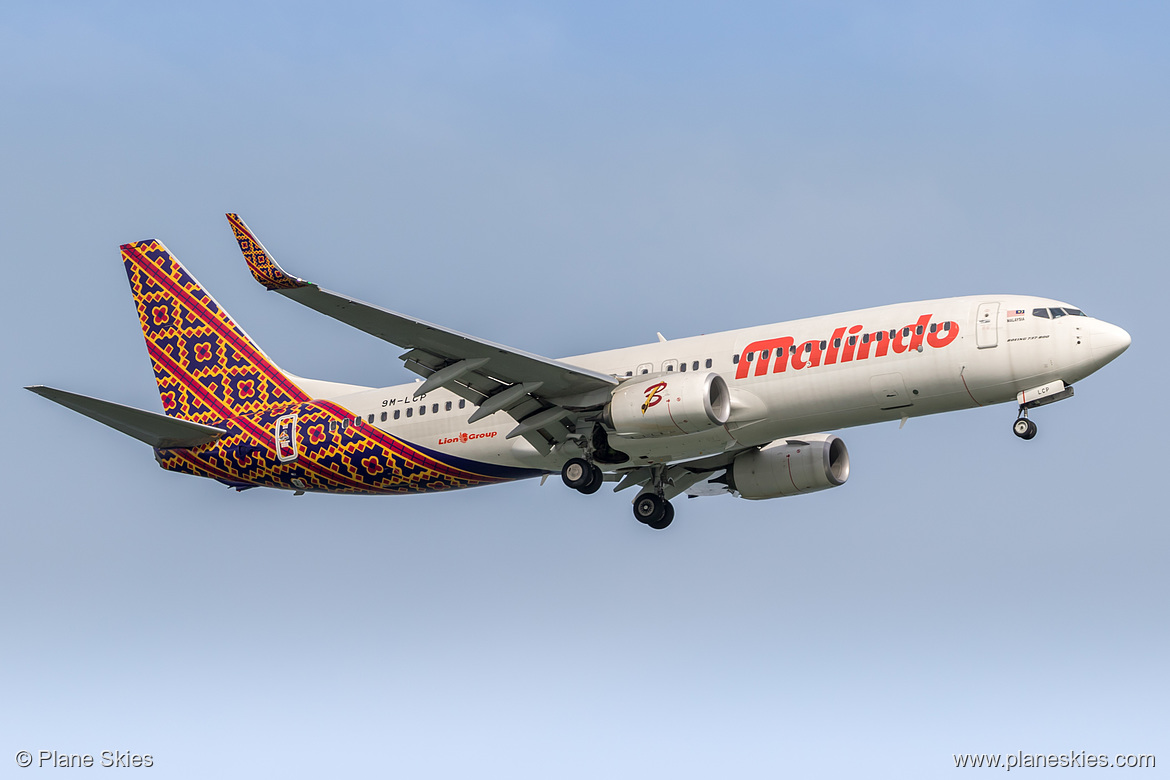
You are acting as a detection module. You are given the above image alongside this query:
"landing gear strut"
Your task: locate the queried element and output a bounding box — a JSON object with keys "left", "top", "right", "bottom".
{"left": 562, "top": 457, "right": 603, "bottom": 494}
{"left": 1013, "top": 410, "right": 1037, "bottom": 440}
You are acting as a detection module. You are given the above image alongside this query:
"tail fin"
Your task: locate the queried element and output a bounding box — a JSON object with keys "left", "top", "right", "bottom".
{"left": 121, "top": 239, "right": 308, "bottom": 425}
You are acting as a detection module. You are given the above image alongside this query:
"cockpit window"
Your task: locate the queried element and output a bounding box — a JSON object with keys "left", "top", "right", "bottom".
{"left": 1033, "top": 308, "right": 1049, "bottom": 318}
{"left": 1050, "top": 308, "right": 1066, "bottom": 318}
{"left": 1063, "top": 308, "right": 1086, "bottom": 317}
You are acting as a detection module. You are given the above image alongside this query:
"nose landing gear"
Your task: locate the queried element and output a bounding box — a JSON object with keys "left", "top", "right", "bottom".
{"left": 1012, "top": 380, "right": 1074, "bottom": 441}
{"left": 1013, "top": 414, "right": 1038, "bottom": 440}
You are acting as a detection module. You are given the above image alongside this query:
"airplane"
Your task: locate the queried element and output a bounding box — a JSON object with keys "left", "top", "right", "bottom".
{"left": 27, "top": 214, "right": 1131, "bottom": 529}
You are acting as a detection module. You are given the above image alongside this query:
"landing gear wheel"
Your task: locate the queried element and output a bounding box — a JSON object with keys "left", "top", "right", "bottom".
{"left": 633, "top": 493, "right": 670, "bottom": 527}
{"left": 578, "top": 464, "right": 604, "bottom": 495}
{"left": 1013, "top": 418, "right": 1037, "bottom": 440}
{"left": 647, "top": 501, "right": 674, "bottom": 530}
{"left": 561, "top": 458, "right": 593, "bottom": 490}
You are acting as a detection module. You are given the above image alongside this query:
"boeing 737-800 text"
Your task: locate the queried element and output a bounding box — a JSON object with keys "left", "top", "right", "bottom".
{"left": 27, "top": 214, "right": 1131, "bottom": 529}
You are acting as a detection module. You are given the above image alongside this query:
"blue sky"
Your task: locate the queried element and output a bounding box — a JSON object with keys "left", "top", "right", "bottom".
{"left": 2, "top": 3, "right": 1167, "bottom": 778}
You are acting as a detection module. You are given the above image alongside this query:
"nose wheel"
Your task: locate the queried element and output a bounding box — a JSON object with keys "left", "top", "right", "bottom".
{"left": 1013, "top": 414, "right": 1037, "bottom": 440}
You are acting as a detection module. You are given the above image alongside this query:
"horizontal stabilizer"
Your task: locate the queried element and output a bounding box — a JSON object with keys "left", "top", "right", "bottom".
{"left": 25, "top": 386, "right": 227, "bottom": 449}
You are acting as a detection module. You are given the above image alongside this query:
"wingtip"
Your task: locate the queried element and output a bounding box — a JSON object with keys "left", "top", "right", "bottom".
{"left": 224, "top": 213, "right": 310, "bottom": 291}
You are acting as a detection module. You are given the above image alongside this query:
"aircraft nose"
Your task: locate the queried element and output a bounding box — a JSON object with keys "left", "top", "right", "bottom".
{"left": 1090, "top": 320, "right": 1131, "bottom": 365}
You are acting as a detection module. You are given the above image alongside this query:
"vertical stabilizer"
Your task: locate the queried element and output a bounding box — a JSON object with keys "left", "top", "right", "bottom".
{"left": 121, "top": 239, "right": 308, "bottom": 425}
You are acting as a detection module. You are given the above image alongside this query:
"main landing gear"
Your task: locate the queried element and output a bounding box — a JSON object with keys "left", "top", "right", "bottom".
{"left": 561, "top": 457, "right": 603, "bottom": 495}
{"left": 633, "top": 492, "right": 674, "bottom": 530}
{"left": 560, "top": 457, "right": 676, "bottom": 530}
{"left": 1013, "top": 409, "right": 1038, "bottom": 440}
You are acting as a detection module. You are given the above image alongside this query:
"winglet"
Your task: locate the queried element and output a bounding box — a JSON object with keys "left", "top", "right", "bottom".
{"left": 226, "top": 213, "right": 311, "bottom": 291}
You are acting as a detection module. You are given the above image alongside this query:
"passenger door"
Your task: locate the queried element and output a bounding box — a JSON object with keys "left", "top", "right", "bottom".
{"left": 976, "top": 302, "right": 1000, "bottom": 349}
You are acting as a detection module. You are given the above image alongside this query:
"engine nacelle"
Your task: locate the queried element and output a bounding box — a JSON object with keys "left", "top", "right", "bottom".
{"left": 731, "top": 434, "right": 850, "bottom": 500}
{"left": 607, "top": 371, "right": 731, "bottom": 437}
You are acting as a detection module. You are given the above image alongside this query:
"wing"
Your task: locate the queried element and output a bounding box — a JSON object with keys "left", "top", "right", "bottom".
{"left": 226, "top": 214, "right": 618, "bottom": 453}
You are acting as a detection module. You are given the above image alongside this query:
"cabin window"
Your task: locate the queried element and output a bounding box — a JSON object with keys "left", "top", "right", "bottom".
{"left": 944, "top": 322, "right": 951, "bottom": 331}
{"left": 394, "top": 409, "right": 401, "bottom": 419}
{"left": 368, "top": 414, "right": 375, "bottom": 423}
{"left": 419, "top": 405, "right": 426, "bottom": 415}
{"left": 380, "top": 411, "right": 387, "bottom": 422}
{"left": 705, "top": 359, "right": 712, "bottom": 369}
{"left": 875, "top": 332, "right": 883, "bottom": 342}
{"left": 848, "top": 336, "right": 857, "bottom": 346}
{"left": 834, "top": 338, "right": 841, "bottom": 348}
{"left": 732, "top": 354, "right": 740, "bottom": 364}
{"left": 862, "top": 334, "right": 869, "bottom": 344}
{"left": 759, "top": 349, "right": 769, "bottom": 360}
{"left": 679, "top": 362, "right": 687, "bottom": 372}
{"left": 902, "top": 328, "right": 910, "bottom": 337}
{"left": 445, "top": 401, "right": 452, "bottom": 411}
{"left": 406, "top": 408, "right": 413, "bottom": 418}
{"left": 459, "top": 399, "right": 466, "bottom": 409}
{"left": 625, "top": 370, "right": 633, "bottom": 377}
{"left": 746, "top": 352, "right": 754, "bottom": 362}
{"left": 790, "top": 345, "right": 796, "bottom": 355}
{"left": 432, "top": 403, "right": 439, "bottom": 414}
{"left": 916, "top": 325, "right": 924, "bottom": 335}
{"left": 820, "top": 340, "right": 827, "bottom": 350}
{"left": 804, "top": 342, "right": 812, "bottom": 352}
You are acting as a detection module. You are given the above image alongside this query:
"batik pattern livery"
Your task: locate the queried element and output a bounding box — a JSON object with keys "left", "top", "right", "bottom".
{"left": 122, "top": 240, "right": 309, "bottom": 426}
{"left": 124, "top": 238, "right": 528, "bottom": 494}
{"left": 156, "top": 400, "right": 522, "bottom": 494}
{"left": 225, "top": 212, "right": 308, "bottom": 290}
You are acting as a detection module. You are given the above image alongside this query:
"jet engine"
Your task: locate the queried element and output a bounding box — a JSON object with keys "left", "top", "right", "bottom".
{"left": 730, "top": 434, "right": 850, "bottom": 499}
{"left": 606, "top": 372, "right": 731, "bottom": 437}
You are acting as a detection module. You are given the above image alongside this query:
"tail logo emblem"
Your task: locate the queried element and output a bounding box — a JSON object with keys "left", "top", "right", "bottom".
{"left": 275, "top": 413, "right": 298, "bottom": 463}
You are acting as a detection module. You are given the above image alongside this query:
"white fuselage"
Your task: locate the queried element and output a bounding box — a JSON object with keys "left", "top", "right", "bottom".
{"left": 317, "top": 295, "right": 1130, "bottom": 472}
